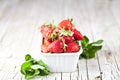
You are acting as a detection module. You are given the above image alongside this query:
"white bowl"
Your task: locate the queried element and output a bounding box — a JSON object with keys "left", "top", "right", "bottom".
{"left": 41, "top": 50, "right": 82, "bottom": 72}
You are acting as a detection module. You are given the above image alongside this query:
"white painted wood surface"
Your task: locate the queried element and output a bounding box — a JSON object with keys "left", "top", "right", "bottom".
{"left": 0, "top": 0, "right": 120, "bottom": 80}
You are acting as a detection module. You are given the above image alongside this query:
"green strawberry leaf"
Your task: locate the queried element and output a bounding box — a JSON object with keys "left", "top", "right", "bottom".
{"left": 68, "top": 18, "right": 73, "bottom": 22}
{"left": 59, "top": 28, "right": 73, "bottom": 36}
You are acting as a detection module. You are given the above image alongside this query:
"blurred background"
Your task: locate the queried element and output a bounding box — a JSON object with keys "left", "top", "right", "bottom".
{"left": 0, "top": 0, "right": 120, "bottom": 58}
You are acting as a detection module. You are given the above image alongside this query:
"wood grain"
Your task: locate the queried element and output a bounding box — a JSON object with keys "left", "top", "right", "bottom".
{"left": 0, "top": 0, "right": 120, "bottom": 80}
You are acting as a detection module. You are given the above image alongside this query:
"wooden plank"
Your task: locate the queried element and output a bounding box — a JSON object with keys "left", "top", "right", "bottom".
{"left": 89, "top": 1, "right": 120, "bottom": 80}
{"left": 62, "top": 72, "right": 70, "bottom": 80}
{"left": 86, "top": 58, "right": 101, "bottom": 80}
{"left": 71, "top": 69, "right": 79, "bottom": 80}
{"left": 114, "top": 50, "right": 120, "bottom": 73}
{"left": 78, "top": 60, "right": 87, "bottom": 80}
{"left": 63, "top": 0, "right": 94, "bottom": 39}
{"left": 0, "top": 58, "right": 5, "bottom": 79}
{"left": 0, "top": 0, "right": 65, "bottom": 58}
{"left": 85, "top": 0, "right": 120, "bottom": 80}
{"left": 97, "top": 49, "right": 120, "bottom": 80}
{"left": 0, "top": 58, "right": 18, "bottom": 80}
{"left": 111, "top": 0, "right": 120, "bottom": 25}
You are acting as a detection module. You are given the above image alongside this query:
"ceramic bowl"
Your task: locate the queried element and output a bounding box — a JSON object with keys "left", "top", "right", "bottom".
{"left": 41, "top": 49, "right": 82, "bottom": 72}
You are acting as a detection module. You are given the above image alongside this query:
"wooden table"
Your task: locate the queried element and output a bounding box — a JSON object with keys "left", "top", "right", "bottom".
{"left": 0, "top": 0, "right": 120, "bottom": 80}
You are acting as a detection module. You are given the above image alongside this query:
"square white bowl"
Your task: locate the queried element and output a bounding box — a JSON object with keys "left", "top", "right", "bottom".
{"left": 41, "top": 50, "right": 82, "bottom": 72}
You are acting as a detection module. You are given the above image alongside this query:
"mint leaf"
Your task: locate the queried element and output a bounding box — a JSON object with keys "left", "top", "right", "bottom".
{"left": 81, "top": 36, "right": 89, "bottom": 49}
{"left": 83, "top": 36, "right": 89, "bottom": 43}
{"left": 31, "top": 64, "right": 45, "bottom": 70}
{"left": 25, "top": 54, "right": 32, "bottom": 61}
{"left": 20, "top": 54, "right": 50, "bottom": 79}
{"left": 80, "top": 36, "right": 103, "bottom": 59}
{"left": 90, "top": 40, "right": 103, "bottom": 44}
{"left": 20, "top": 60, "right": 33, "bottom": 75}
{"left": 37, "top": 60, "right": 49, "bottom": 69}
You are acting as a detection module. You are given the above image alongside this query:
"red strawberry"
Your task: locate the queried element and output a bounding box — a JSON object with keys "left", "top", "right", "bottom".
{"left": 47, "top": 40, "right": 64, "bottom": 53}
{"left": 41, "top": 44, "right": 48, "bottom": 53}
{"left": 40, "top": 25, "right": 53, "bottom": 38}
{"left": 66, "top": 42, "right": 80, "bottom": 52}
{"left": 72, "top": 29, "right": 83, "bottom": 40}
{"left": 59, "top": 35, "right": 73, "bottom": 44}
{"left": 58, "top": 19, "right": 73, "bottom": 30}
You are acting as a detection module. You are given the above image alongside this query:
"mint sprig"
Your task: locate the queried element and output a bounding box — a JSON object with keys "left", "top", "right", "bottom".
{"left": 21, "top": 54, "right": 50, "bottom": 79}
{"left": 80, "top": 36, "right": 103, "bottom": 59}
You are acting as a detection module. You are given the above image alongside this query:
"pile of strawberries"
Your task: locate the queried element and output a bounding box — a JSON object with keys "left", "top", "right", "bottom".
{"left": 40, "top": 19, "right": 83, "bottom": 53}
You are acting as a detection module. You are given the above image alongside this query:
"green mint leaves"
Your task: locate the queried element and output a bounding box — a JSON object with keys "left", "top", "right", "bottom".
{"left": 20, "top": 54, "right": 50, "bottom": 79}
{"left": 80, "top": 36, "right": 103, "bottom": 59}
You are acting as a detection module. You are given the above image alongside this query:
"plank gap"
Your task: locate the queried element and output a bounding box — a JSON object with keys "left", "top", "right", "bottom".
{"left": 86, "top": 60, "right": 89, "bottom": 80}
{"left": 77, "top": 64, "right": 79, "bottom": 76}
{"left": 114, "top": 55, "right": 120, "bottom": 71}
{"left": 61, "top": 72, "right": 62, "bottom": 80}
{"left": 96, "top": 53, "right": 103, "bottom": 80}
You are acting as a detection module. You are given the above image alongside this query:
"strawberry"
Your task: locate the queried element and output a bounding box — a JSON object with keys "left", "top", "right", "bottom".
{"left": 72, "top": 29, "right": 83, "bottom": 40}
{"left": 40, "top": 19, "right": 83, "bottom": 53}
{"left": 40, "top": 25, "right": 53, "bottom": 39}
{"left": 41, "top": 44, "right": 48, "bottom": 53}
{"left": 59, "top": 35, "right": 73, "bottom": 44}
{"left": 47, "top": 40, "right": 64, "bottom": 53}
{"left": 58, "top": 19, "right": 73, "bottom": 30}
{"left": 66, "top": 42, "right": 80, "bottom": 52}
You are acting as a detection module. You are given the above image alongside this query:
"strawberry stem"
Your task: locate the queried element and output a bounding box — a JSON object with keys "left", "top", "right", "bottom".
{"left": 61, "top": 39, "right": 67, "bottom": 52}
{"left": 59, "top": 28, "right": 73, "bottom": 36}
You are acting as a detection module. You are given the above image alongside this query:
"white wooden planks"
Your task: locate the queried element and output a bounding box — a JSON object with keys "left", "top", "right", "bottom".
{"left": 0, "top": 0, "right": 120, "bottom": 80}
